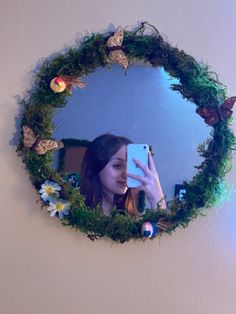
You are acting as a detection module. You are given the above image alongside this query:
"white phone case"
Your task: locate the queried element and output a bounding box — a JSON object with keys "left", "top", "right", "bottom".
{"left": 127, "top": 144, "right": 149, "bottom": 188}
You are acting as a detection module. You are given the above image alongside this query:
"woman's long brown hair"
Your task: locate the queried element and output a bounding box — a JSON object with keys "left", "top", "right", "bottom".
{"left": 80, "top": 134, "right": 139, "bottom": 216}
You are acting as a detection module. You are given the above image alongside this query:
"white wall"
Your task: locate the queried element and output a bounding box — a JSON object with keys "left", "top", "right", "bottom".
{"left": 1, "top": 1, "right": 236, "bottom": 314}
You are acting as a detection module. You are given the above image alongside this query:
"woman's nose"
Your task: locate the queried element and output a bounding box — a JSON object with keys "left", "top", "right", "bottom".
{"left": 121, "top": 169, "right": 127, "bottom": 179}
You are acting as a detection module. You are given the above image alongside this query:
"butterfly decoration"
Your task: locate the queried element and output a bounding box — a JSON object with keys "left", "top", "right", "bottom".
{"left": 22, "top": 125, "right": 64, "bottom": 155}
{"left": 196, "top": 96, "right": 236, "bottom": 126}
{"left": 106, "top": 26, "right": 128, "bottom": 70}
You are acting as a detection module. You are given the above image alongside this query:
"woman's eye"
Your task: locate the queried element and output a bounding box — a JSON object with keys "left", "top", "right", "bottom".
{"left": 113, "top": 164, "right": 121, "bottom": 169}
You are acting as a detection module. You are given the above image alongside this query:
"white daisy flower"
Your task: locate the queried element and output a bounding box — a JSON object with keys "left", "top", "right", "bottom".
{"left": 47, "top": 199, "right": 71, "bottom": 219}
{"left": 39, "top": 180, "right": 61, "bottom": 202}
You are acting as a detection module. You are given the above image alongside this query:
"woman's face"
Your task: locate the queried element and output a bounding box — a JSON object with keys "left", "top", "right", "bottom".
{"left": 98, "top": 145, "right": 128, "bottom": 199}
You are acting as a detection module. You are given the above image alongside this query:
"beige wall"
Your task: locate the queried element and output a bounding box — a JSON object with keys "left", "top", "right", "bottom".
{"left": 1, "top": 1, "right": 236, "bottom": 313}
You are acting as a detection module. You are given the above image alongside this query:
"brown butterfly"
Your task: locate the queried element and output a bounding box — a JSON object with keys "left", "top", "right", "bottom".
{"left": 196, "top": 96, "right": 236, "bottom": 125}
{"left": 106, "top": 26, "right": 128, "bottom": 70}
{"left": 23, "top": 125, "right": 64, "bottom": 155}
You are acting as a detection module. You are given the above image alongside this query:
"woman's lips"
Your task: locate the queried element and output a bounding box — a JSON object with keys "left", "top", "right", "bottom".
{"left": 117, "top": 181, "right": 127, "bottom": 187}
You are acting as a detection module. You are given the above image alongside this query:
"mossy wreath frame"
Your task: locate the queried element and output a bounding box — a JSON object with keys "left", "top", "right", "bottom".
{"left": 17, "top": 22, "right": 235, "bottom": 243}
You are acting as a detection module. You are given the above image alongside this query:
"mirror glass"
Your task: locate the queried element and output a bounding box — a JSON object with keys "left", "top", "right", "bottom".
{"left": 53, "top": 65, "right": 211, "bottom": 200}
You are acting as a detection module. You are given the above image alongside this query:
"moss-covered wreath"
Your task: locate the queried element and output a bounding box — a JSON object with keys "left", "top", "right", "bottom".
{"left": 17, "top": 22, "right": 235, "bottom": 243}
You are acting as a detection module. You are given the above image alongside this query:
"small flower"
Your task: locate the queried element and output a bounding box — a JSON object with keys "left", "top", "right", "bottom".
{"left": 63, "top": 172, "right": 80, "bottom": 189}
{"left": 39, "top": 180, "right": 61, "bottom": 202}
{"left": 48, "top": 199, "right": 71, "bottom": 219}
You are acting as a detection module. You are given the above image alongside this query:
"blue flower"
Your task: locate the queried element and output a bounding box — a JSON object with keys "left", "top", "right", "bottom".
{"left": 63, "top": 172, "right": 80, "bottom": 189}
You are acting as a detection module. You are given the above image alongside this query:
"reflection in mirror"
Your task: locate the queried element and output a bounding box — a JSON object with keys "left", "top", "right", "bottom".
{"left": 53, "top": 65, "right": 211, "bottom": 201}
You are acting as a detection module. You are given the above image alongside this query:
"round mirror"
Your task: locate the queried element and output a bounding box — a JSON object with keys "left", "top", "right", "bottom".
{"left": 53, "top": 65, "right": 211, "bottom": 200}
{"left": 18, "top": 24, "right": 235, "bottom": 242}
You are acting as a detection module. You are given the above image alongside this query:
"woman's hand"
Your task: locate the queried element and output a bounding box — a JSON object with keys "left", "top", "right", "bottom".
{"left": 127, "top": 152, "right": 166, "bottom": 210}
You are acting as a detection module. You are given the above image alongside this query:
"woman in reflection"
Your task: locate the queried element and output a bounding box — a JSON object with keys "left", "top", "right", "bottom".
{"left": 80, "top": 134, "right": 166, "bottom": 216}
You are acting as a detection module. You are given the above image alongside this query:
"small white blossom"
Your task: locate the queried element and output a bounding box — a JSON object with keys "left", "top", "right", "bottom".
{"left": 48, "top": 199, "right": 71, "bottom": 219}
{"left": 39, "top": 180, "right": 61, "bottom": 202}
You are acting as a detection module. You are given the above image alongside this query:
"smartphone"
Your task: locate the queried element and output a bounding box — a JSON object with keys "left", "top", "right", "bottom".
{"left": 127, "top": 144, "right": 149, "bottom": 188}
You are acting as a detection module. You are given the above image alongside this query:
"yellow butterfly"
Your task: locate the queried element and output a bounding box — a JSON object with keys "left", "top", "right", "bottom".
{"left": 106, "top": 26, "right": 128, "bottom": 70}
{"left": 23, "top": 125, "right": 64, "bottom": 155}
